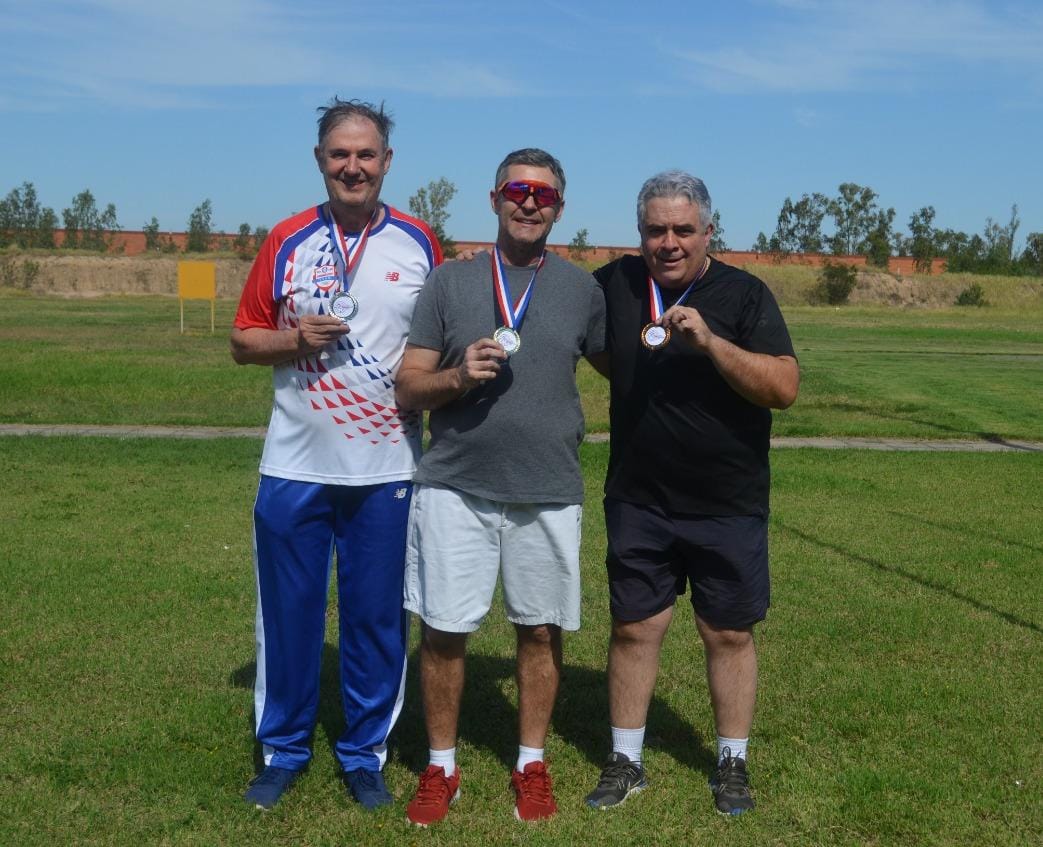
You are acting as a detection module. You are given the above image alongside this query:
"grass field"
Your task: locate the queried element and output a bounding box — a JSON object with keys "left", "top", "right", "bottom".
{"left": 1, "top": 290, "right": 1042, "bottom": 440}
{"left": 1, "top": 286, "right": 1041, "bottom": 845}
{"left": 0, "top": 438, "right": 1039, "bottom": 846}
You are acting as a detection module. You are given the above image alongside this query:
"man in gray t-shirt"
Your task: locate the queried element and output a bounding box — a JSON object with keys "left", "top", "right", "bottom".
{"left": 396, "top": 147, "right": 605, "bottom": 826}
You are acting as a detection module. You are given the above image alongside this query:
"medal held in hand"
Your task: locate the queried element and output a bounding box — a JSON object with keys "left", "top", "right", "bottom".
{"left": 643, "top": 257, "right": 710, "bottom": 351}
{"left": 329, "top": 291, "right": 359, "bottom": 321}
{"left": 491, "top": 246, "right": 544, "bottom": 358}
{"left": 640, "top": 323, "right": 671, "bottom": 350}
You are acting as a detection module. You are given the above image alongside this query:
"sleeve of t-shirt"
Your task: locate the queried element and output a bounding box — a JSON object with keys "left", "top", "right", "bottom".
{"left": 233, "top": 230, "right": 281, "bottom": 330}
{"left": 739, "top": 280, "right": 796, "bottom": 359}
{"left": 406, "top": 265, "right": 447, "bottom": 351}
{"left": 582, "top": 279, "right": 607, "bottom": 355}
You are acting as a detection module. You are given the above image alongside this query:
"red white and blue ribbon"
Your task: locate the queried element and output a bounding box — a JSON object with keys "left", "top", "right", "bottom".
{"left": 492, "top": 246, "right": 544, "bottom": 330}
{"left": 646, "top": 257, "right": 710, "bottom": 323}
{"left": 328, "top": 204, "right": 377, "bottom": 294}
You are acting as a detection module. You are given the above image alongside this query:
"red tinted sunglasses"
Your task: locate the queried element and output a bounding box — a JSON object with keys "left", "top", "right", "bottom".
{"left": 497, "top": 180, "right": 562, "bottom": 208}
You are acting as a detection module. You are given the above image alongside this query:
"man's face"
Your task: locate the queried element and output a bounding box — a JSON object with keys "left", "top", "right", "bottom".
{"left": 314, "top": 116, "right": 392, "bottom": 222}
{"left": 640, "top": 196, "right": 713, "bottom": 287}
{"left": 490, "top": 164, "right": 564, "bottom": 254}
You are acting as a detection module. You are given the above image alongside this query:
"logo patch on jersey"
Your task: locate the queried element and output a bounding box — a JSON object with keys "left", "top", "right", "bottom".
{"left": 313, "top": 264, "right": 338, "bottom": 290}
{"left": 385, "top": 271, "right": 400, "bottom": 282}
{"left": 394, "top": 487, "right": 408, "bottom": 499}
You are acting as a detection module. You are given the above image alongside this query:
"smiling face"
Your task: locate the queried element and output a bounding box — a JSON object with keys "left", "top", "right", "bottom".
{"left": 490, "top": 164, "right": 564, "bottom": 264}
{"left": 639, "top": 196, "right": 714, "bottom": 288}
{"left": 314, "top": 116, "right": 393, "bottom": 229}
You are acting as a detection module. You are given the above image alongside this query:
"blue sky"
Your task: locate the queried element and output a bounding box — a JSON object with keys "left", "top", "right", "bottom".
{"left": 2, "top": 0, "right": 1041, "bottom": 251}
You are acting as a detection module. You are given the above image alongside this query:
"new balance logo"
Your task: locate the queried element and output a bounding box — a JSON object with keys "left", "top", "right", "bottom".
{"left": 385, "top": 271, "right": 400, "bottom": 282}
{"left": 394, "top": 488, "right": 408, "bottom": 499}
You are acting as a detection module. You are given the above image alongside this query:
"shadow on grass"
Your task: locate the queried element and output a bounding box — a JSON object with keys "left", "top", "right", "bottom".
{"left": 230, "top": 642, "right": 716, "bottom": 779}
{"left": 823, "top": 398, "right": 1043, "bottom": 449}
{"left": 885, "top": 510, "right": 1043, "bottom": 555}
{"left": 776, "top": 521, "right": 1042, "bottom": 635}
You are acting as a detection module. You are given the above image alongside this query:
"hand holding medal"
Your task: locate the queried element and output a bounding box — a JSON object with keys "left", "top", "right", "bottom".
{"left": 456, "top": 337, "right": 508, "bottom": 390}
{"left": 642, "top": 257, "right": 710, "bottom": 352}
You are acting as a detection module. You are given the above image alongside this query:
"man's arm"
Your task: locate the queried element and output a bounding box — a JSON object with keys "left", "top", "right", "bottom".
{"left": 662, "top": 305, "right": 799, "bottom": 409}
{"left": 395, "top": 340, "right": 507, "bottom": 411}
{"left": 230, "top": 316, "right": 350, "bottom": 366}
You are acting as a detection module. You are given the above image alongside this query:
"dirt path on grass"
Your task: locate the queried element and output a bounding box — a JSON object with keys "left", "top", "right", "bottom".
{"left": 1, "top": 424, "right": 1039, "bottom": 452}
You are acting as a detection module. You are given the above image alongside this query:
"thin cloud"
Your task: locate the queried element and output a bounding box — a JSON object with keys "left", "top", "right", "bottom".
{"left": 675, "top": 0, "right": 1043, "bottom": 93}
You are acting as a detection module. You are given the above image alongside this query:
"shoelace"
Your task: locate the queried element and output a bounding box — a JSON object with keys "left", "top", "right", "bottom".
{"left": 413, "top": 768, "right": 453, "bottom": 808}
{"left": 597, "top": 760, "right": 641, "bottom": 790}
{"left": 517, "top": 766, "right": 553, "bottom": 803}
{"left": 251, "top": 768, "right": 292, "bottom": 787}
{"left": 715, "top": 755, "right": 748, "bottom": 793}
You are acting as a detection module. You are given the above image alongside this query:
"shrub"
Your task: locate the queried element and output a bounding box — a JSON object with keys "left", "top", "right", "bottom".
{"left": 955, "top": 283, "right": 988, "bottom": 307}
{"left": 809, "top": 261, "right": 858, "bottom": 305}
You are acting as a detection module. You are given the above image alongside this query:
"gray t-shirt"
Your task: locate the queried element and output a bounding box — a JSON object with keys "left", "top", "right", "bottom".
{"left": 408, "top": 251, "right": 606, "bottom": 504}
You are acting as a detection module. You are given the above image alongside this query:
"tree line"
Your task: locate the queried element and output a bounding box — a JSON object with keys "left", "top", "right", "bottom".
{"left": 753, "top": 183, "right": 1042, "bottom": 276}
{"left": 0, "top": 182, "right": 268, "bottom": 259}
{"left": 6, "top": 178, "right": 1041, "bottom": 277}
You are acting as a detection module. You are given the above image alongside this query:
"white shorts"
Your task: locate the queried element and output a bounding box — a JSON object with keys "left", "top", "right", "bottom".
{"left": 404, "top": 484, "right": 582, "bottom": 633}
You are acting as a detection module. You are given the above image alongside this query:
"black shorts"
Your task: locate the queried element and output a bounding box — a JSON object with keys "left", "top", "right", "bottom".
{"left": 604, "top": 497, "right": 770, "bottom": 629}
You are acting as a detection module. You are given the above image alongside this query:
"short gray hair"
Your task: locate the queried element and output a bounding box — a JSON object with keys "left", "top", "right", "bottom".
{"left": 494, "top": 148, "right": 566, "bottom": 194}
{"left": 637, "top": 170, "right": 711, "bottom": 230}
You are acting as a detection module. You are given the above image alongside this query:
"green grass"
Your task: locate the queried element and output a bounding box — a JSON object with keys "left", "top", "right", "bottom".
{"left": 1, "top": 437, "right": 1040, "bottom": 846}
{"left": 3, "top": 290, "right": 1042, "bottom": 440}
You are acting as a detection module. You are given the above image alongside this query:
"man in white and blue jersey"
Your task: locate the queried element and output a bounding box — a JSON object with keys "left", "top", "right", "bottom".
{"left": 231, "top": 98, "right": 442, "bottom": 811}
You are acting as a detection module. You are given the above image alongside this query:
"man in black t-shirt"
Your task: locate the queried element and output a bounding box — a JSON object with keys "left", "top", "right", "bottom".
{"left": 584, "top": 170, "right": 799, "bottom": 817}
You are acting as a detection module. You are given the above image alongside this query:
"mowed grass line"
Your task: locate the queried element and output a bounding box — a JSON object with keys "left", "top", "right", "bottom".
{"left": 1, "top": 437, "right": 1039, "bottom": 846}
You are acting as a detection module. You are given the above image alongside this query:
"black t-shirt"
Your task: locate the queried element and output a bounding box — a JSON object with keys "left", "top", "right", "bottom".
{"left": 594, "top": 255, "right": 795, "bottom": 516}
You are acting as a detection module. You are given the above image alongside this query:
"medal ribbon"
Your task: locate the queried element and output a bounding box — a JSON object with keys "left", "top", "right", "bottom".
{"left": 492, "top": 246, "right": 544, "bottom": 330}
{"left": 646, "top": 257, "right": 711, "bottom": 323}
{"left": 328, "top": 204, "right": 377, "bottom": 294}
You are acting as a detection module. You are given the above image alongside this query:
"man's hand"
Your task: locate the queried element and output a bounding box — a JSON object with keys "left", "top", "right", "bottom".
{"left": 457, "top": 338, "right": 507, "bottom": 390}
{"left": 662, "top": 304, "right": 713, "bottom": 351}
{"left": 297, "top": 314, "right": 350, "bottom": 354}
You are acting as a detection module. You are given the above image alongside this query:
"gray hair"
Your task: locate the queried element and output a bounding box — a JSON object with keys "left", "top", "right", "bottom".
{"left": 316, "top": 97, "right": 394, "bottom": 150}
{"left": 637, "top": 170, "right": 712, "bottom": 230}
{"left": 494, "top": 148, "right": 566, "bottom": 194}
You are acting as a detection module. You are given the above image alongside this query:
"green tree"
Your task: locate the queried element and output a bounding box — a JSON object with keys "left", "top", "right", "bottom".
{"left": 143, "top": 217, "right": 161, "bottom": 252}
{"left": 1019, "top": 232, "right": 1043, "bottom": 276}
{"left": 253, "top": 226, "right": 270, "bottom": 252}
{"left": 827, "top": 183, "right": 881, "bottom": 256}
{"left": 409, "top": 178, "right": 457, "bottom": 257}
{"left": 62, "top": 189, "right": 120, "bottom": 251}
{"left": 708, "top": 210, "right": 728, "bottom": 253}
{"left": 0, "top": 182, "right": 57, "bottom": 248}
{"left": 568, "top": 228, "right": 591, "bottom": 261}
{"left": 772, "top": 193, "right": 828, "bottom": 254}
{"left": 864, "top": 207, "right": 896, "bottom": 268}
{"left": 233, "top": 223, "right": 253, "bottom": 259}
{"left": 752, "top": 232, "right": 772, "bottom": 253}
{"left": 186, "top": 199, "right": 214, "bottom": 253}
{"left": 907, "top": 206, "right": 937, "bottom": 273}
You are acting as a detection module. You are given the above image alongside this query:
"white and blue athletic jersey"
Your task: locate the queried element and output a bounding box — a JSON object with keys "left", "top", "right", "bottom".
{"left": 235, "top": 202, "right": 442, "bottom": 485}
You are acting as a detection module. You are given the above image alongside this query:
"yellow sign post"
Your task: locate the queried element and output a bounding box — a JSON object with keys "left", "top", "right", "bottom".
{"left": 177, "top": 261, "right": 216, "bottom": 334}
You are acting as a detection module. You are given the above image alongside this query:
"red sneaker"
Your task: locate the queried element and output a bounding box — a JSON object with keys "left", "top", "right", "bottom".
{"left": 511, "top": 761, "right": 557, "bottom": 821}
{"left": 406, "top": 765, "right": 461, "bottom": 827}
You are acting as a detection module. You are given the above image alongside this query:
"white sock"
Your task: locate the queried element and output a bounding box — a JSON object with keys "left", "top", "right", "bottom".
{"left": 516, "top": 745, "right": 544, "bottom": 771}
{"left": 717, "top": 736, "right": 748, "bottom": 763}
{"left": 611, "top": 726, "right": 646, "bottom": 765}
{"left": 429, "top": 747, "right": 456, "bottom": 774}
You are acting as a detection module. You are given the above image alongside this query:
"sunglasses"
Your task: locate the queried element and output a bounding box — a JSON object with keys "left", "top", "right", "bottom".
{"left": 497, "top": 180, "right": 562, "bottom": 209}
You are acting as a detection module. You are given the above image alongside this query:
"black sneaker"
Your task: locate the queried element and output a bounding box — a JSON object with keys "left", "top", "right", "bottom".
{"left": 244, "top": 765, "right": 301, "bottom": 810}
{"left": 710, "top": 748, "right": 754, "bottom": 816}
{"left": 584, "top": 752, "right": 648, "bottom": 809}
